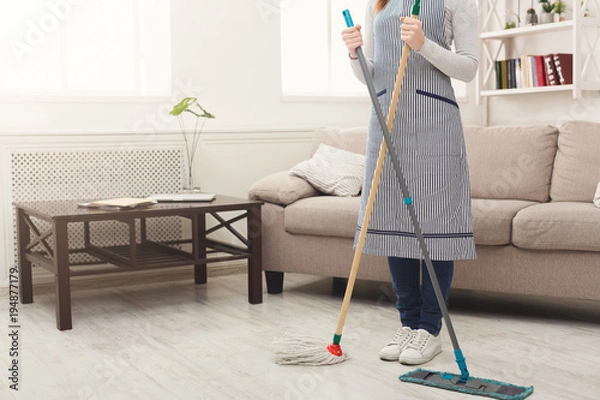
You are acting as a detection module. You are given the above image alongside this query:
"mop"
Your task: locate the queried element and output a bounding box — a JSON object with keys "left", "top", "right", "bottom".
{"left": 271, "top": 3, "right": 414, "bottom": 367}
{"left": 275, "top": 4, "right": 534, "bottom": 398}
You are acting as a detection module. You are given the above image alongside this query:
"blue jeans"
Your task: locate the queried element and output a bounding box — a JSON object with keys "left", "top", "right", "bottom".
{"left": 388, "top": 257, "right": 454, "bottom": 336}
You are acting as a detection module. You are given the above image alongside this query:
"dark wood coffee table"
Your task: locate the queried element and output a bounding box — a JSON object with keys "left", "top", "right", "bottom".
{"left": 14, "top": 195, "right": 263, "bottom": 330}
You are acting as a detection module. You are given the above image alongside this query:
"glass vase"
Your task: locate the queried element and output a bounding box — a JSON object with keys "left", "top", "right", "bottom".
{"left": 182, "top": 161, "right": 201, "bottom": 193}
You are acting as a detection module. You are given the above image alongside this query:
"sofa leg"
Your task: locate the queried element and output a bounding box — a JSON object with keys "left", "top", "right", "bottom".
{"left": 265, "top": 271, "right": 284, "bottom": 294}
{"left": 332, "top": 277, "right": 348, "bottom": 297}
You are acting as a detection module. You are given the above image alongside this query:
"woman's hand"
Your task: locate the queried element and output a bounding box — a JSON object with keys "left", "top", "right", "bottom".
{"left": 400, "top": 17, "right": 425, "bottom": 51}
{"left": 341, "top": 25, "right": 363, "bottom": 59}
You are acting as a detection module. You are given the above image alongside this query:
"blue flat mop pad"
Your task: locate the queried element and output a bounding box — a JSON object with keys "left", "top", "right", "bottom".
{"left": 400, "top": 368, "right": 534, "bottom": 400}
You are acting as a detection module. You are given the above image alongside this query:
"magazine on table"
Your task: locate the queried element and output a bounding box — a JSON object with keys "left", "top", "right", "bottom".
{"left": 77, "top": 197, "right": 158, "bottom": 209}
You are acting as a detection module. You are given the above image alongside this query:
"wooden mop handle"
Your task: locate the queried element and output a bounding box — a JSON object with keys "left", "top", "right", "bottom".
{"left": 334, "top": 9, "right": 418, "bottom": 338}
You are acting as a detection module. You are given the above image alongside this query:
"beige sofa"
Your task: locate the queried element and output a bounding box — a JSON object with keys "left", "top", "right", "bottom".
{"left": 248, "top": 121, "right": 600, "bottom": 301}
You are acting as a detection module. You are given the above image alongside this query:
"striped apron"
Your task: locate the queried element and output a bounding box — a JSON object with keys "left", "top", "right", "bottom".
{"left": 356, "top": 0, "right": 477, "bottom": 261}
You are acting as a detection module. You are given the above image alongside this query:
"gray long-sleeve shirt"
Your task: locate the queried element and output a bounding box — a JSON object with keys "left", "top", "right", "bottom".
{"left": 350, "top": 0, "right": 479, "bottom": 84}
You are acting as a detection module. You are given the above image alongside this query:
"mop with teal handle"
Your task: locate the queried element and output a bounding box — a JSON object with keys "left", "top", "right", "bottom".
{"left": 342, "top": 6, "right": 534, "bottom": 399}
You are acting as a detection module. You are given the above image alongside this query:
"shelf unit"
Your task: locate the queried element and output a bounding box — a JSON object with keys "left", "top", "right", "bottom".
{"left": 477, "top": 0, "right": 600, "bottom": 102}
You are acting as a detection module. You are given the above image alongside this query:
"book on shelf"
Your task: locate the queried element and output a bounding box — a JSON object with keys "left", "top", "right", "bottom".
{"left": 553, "top": 53, "right": 573, "bottom": 85}
{"left": 521, "top": 55, "right": 531, "bottom": 88}
{"left": 77, "top": 197, "right": 158, "bottom": 209}
{"left": 495, "top": 60, "right": 502, "bottom": 89}
{"left": 515, "top": 58, "right": 523, "bottom": 89}
{"left": 496, "top": 60, "right": 509, "bottom": 89}
{"left": 544, "top": 54, "right": 559, "bottom": 86}
{"left": 535, "top": 55, "right": 547, "bottom": 87}
{"left": 529, "top": 56, "right": 538, "bottom": 88}
{"left": 512, "top": 59, "right": 520, "bottom": 88}
{"left": 507, "top": 59, "right": 515, "bottom": 89}
{"left": 493, "top": 53, "right": 573, "bottom": 90}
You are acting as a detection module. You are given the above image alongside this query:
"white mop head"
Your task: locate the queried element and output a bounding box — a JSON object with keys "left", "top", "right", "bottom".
{"left": 272, "top": 333, "right": 349, "bottom": 366}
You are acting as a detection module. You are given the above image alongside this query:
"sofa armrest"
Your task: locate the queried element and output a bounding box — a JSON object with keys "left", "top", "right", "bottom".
{"left": 248, "top": 170, "right": 319, "bottom": 206}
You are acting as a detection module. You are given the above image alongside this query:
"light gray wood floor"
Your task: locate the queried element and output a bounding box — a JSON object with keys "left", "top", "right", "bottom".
{"left": 2, "top": 270, "right": 599, "bottom": 400}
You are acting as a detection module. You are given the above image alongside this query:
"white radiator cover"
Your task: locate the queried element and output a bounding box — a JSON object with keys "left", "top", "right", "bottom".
{"left": 11, "top": 149, "right": 183, "bottom": 201}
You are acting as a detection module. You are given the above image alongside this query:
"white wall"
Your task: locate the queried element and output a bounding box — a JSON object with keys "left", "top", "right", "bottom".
{"left": 0, "top": 0, "right": 370, "bottom": 286}
{"left": 484, "top": 92, "right": 600, "bottom": 126}
{"left": 0, "top": 1, "right": 598, "bottom": 286}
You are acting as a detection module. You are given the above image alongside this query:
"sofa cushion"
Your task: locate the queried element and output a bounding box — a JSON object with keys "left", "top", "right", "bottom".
{"left": 513, "top": 202, "right": 600, "bottom": 252}
{"left": 290, "top": 144, "right": 365, "bottom": 197}
{"left": 248, "top": 170, "right": 319, "bottom": 206}
{"left": 310, "top": 126, "right": 368, "bottom": 156}
{"left": 284, "top": 196, "right": 360, "bottom": 238}
{"left": 550, "top": 120, "right": 600, "bottom": 202}
{"left": 464, "top": 125, "right": 558, "bottom": 202}
{"left": 471, "top": 199, "right": 538, "bottom": 245}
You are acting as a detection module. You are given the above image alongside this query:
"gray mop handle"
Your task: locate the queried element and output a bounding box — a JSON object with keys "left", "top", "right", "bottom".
{"left": 345, "top": 13, "right": 462, "bottom": 354}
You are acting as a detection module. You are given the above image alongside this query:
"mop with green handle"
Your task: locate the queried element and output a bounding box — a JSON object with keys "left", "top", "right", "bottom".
{"left": 342, "top": 5, "right": 534, "bottom": 399}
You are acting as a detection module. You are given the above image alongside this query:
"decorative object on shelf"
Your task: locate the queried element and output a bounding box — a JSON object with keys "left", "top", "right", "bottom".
{"left": 526, "top": 7, "right": 539, "bottom": 24}
{"left": 506, "top": 0, "right": 521, "bottom": 28}
{"left": 581, "top": 1, "right": 589, "bottom": 17}
{"left": 554, "top": 1, "right": 566, "bottom": 21}
{"left": 169, "top": 97, "right": 215, "bottom": 192}
{"left": 538, "top": 0, "right": 556, "bottom": 23}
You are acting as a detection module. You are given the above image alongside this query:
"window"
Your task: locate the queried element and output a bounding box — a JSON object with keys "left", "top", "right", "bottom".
{"left": 280, "top": 0, "right": 366, "bottom": 98}
{"left": 280, "top": 0, "right": 467, "bottom": 101}
{"left": 0, "top": 0, "right": 171, "bottom": 99}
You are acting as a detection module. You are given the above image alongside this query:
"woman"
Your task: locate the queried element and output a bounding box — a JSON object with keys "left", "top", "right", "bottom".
{"left": 341, "top": 0, "right": 479, "bottom": 365}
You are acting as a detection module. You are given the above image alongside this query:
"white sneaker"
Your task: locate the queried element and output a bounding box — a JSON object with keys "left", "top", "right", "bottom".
{"left": 399, "top": 328, "right": 442, "bottom": 365}
{"left": 379, "top": 327, "right": 415, "bottom": 361}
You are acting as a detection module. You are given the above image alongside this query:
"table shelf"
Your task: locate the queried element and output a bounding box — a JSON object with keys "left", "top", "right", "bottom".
{"left": 85, "top": 242, "right": 194, "bottom": 270}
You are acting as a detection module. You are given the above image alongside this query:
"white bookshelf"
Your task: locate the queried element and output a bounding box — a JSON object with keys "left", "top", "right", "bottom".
{"left": 480, "top": 83, "right": 574, "bottom": 96}
{"left": 479, "top": 19, "right": 574, "bottom": 39}
{"left": 477, "top": 0, "right": 600, "bottom": 101}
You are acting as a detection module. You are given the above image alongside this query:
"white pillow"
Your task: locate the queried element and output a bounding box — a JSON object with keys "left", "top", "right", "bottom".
{"left": 289, "top": 143, "right": 365, "bottom": 197}
{"left": 594, "top": 182, "right": 600, "bottom": 208}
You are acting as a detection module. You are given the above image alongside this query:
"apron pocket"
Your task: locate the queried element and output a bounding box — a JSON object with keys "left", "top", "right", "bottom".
{"left": 411, "top": 89, "right": 463, "bottom": 156}
{"left": 416, "top": 89, "right": 459, "bottom": 109}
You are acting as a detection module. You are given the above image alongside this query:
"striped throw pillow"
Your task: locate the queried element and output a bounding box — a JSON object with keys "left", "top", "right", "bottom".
{"left": 289, "top": 143, "right": 365, "bottom": 197}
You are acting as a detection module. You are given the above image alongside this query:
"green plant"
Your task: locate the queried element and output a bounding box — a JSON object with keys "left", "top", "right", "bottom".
{"left": 505, "top": 21, "right": 516, "bottom": 29}
{"left": 554, "top": 1, "right": 565, "bottom": 15}
{"left": 169, "top": 97, "right": 215, "bottom": 189}
{"left": 538, "top": 0, "right": 555, "bottom": 13}
{"left": 527, "top": 7, "right": 536, "bottom": 14}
